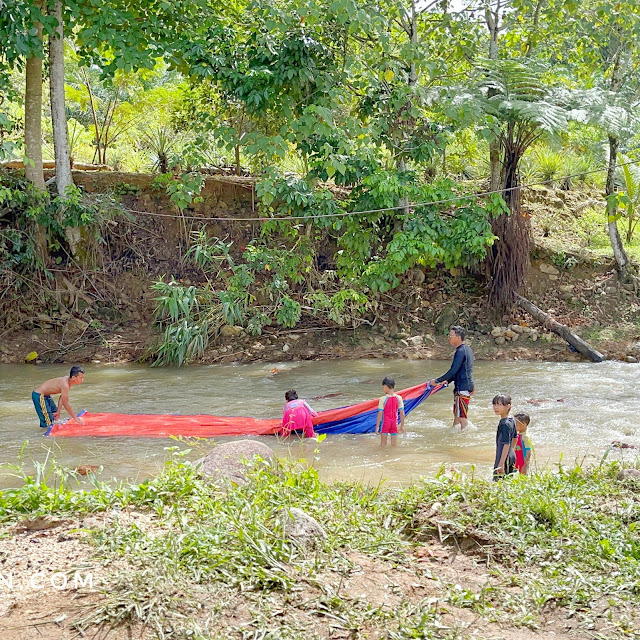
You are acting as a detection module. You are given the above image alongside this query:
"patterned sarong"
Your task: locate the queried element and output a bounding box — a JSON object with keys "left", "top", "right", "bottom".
{"left": 453, "top": 390, "right": 473, "bottom": 419}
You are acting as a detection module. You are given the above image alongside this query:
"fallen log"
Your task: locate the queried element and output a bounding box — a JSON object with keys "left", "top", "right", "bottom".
{"left": 515, "top": 294, "right": 605, "bottom": 363}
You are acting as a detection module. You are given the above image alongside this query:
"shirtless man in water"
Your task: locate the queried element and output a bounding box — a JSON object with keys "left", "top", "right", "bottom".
{"left": 32, "top": 366, "right": 85, "bottom": 428}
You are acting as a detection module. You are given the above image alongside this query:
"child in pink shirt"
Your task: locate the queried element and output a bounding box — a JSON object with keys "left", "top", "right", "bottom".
{"left": 374, "top": 377, "right": 405, "bottom": 446}
{"left": 281, "top": 389, "right": 318, "bottom": 438}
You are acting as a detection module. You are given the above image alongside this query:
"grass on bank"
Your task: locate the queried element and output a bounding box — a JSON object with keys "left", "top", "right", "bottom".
{"left": 1, "top": 450, "right": 639, "bottom": 639}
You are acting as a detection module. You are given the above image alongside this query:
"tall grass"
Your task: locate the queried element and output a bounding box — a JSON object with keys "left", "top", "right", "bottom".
{"left": 2, "top": 449, "right": 639, "bottom": 639}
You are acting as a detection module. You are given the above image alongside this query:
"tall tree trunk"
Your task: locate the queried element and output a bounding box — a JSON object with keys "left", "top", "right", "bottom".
{"left": 408, "top": 0, "right": 417, "bottom": 87}
{"left": 24, "top": 8, "right": 47, "bottom": 261}
{"left": 605, "top": 135, "right": 630, "bottom": 279}
{"left": 489, "top": 141, "right": 501, "bottom": 192}
{"left": 604, "top": 47, "right": 631, "bottom": 280}
{"left": 483, "top": 0, "right": 530, "bottom": 314}
{"left": 50, "top": 1, "right": 73, "bottom": 194}
{"left": 49, "top": 0, "right": 80, "bottom": 256}
{"left": 24, "top": 31, "right": 44, "bottom": 190}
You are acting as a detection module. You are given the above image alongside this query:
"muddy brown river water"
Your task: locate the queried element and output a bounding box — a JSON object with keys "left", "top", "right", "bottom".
{"left": 0, "top": 359, "right": 638, "bottom": 487}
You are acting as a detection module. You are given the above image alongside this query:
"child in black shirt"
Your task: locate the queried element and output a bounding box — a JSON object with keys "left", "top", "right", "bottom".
{"left": 492, "top": 394, "right": 518, "bottom": 480}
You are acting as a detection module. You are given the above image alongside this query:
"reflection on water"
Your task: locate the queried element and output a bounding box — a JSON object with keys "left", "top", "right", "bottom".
{"left": 0, "top": 359, "right": 638, "bottom": 487}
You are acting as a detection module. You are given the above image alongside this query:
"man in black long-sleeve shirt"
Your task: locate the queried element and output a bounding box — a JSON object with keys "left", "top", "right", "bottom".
{"left": 429, "top": 325, "right": 474, "bottom": 430}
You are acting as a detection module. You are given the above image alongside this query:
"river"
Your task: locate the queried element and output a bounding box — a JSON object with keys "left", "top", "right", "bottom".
{"left": 0, "top": 359, "right": 638, "bottom": 487}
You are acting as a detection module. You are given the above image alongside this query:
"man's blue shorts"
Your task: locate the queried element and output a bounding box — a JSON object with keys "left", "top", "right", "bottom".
{"left": 32, "top": 391, "right": 57, "bottom": 429}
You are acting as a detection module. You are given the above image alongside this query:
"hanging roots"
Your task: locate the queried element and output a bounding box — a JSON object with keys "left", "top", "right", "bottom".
{"left": 486, "top": 185, "right": 531, "bottom": 315}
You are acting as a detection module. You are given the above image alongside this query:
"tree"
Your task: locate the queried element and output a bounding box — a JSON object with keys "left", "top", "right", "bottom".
{"left": 0, "top": 0, "right": 58, "bottom": 259}
{"left": 49, "top": 0, "right": 73, "bottom": 195}
{"left": 561, "top": 0, "right": 640, "bottom": 279}
{"left": 48, "top": 0, "right": 82, "bottom": 254}
{"left": 0, "top": 0, "right": 54, "bottom": 189}
{"left": 24, "top": 20, "right": 45, "bottom": 190}
{"left": 451, "top": 59, "right": 571, "bottom": 311}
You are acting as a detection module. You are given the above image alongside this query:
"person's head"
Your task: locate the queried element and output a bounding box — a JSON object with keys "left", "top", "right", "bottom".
{"left": 492, "top": 394, "right": 512, "bottom": 416}
{"left": 285, "top": 389, "right": 298, "bottom": 402}
{"left": 448, "top": 325, "right": 465, "bottom": 347}
{"left": 69, "top": 366, "right": 85, "bottom": 385}
{"left": 382, "top": 376, "right": 395, "bottom": 394}
{"left": 514, "top": 412, "right": 530, "bottom": 434}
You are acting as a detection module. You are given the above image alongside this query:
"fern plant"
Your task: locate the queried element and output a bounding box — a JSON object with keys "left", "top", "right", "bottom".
{"left": 469, "top": 59, "right": 573, "bottom": 310}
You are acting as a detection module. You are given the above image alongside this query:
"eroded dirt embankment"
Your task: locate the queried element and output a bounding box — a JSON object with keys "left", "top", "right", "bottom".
{"left": 1, "top": 171, "right": 639, "bottom": 366}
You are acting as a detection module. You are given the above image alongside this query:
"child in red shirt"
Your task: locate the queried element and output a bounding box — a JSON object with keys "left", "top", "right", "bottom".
{"left": 514, "top": 412, "right": 532, "bottom": 475}
{"left": 374, "top": 377, "right": 405, "bottom": 447}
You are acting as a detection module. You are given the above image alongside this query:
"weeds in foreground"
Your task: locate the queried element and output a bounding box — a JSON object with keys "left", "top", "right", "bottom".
{"left": 1, "top": 452, "right": 639, "bottom": 638}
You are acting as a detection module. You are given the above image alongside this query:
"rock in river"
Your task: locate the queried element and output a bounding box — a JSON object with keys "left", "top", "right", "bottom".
{"left": 200, "top": 440, "right": 275, "bottom": 485}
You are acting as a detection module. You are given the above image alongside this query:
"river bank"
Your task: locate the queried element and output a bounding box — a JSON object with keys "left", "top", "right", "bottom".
{"left": 1, "top": 172, "right": 639, "bottom": 366}
{"left": 0, "top": 457, "right": 639, "bottom": 640}
{"left": 1, "top": 302, "right": 639, "bottom": 366}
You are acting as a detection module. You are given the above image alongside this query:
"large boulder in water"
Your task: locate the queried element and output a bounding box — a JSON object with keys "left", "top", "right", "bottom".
{"left": 199, "top": 440, "right": 275, "bottom": 485}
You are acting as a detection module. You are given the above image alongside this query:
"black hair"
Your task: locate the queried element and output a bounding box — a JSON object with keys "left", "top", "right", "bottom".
{"left": 514, "top": 412, "right": 530, "bottom": 425}
{"left": 382, "top": 376, "right": 395, "bottom": 389}
{"left": 450, "top": 325, "right": 466, "bottom": 340}
{"left": 70, "top": 366, "right": 85, "bottom": 378}
{"left": 285, "top": 389, "right": 298, "bottom": 402}
{"left": 492, "top": 394, "right": 512, "bottom": 406}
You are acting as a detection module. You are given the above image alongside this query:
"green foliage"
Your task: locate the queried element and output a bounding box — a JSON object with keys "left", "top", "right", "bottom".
{"left": 5, "top": 0, "right": 638, "bottom": 344}
{"left": 533, "top": 148, "right": 564, "bottom": 184}
{"left": 151, "top": 278, "right": 217, "bottom": 366}
{"left": 0, "top": 173, "right": 122, "bottom": 268}
{"left": 562, "top": 153, "right": 603, "bottom": 189}
{"left": 153, "top": 172, "right": 204, "bottom": 211}
{"left": 256, "top": 170, "right": 343, "bottom": 226}
{"left": 336, "top": 176, "right": 501, "bottom": 293}
{"left": 0, "top": 110, "right": 19, "bottom": 162}
{"left": 307, "top": 289, "right": 372, "bottom": 326}
{"left": 0, "top": 174, "right": 48, "bottom": 268}
{"left": 185, "top": 230, "right": 234, "bottom": 274}
{"left": 142, "top": 125, "right": 181, "bottom": 173}
{"left": 617, "top": 154, "right": 640, "bottom": 243}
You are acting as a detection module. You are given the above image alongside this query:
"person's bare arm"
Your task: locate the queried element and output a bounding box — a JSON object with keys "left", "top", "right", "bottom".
{"left": 399, "top": 409, "right": 406, "bottom": 434}
{"left": 59, "top": 385, "right": 83, "bottom": 424}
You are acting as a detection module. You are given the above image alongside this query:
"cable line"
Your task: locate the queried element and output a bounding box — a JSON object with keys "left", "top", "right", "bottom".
{"left": 49, "top": 157, "right": 640, "bottom": 223}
